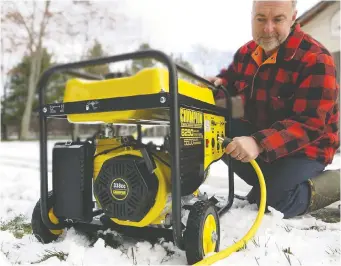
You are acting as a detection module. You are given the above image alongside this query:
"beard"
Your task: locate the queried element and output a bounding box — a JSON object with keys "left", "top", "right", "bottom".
{"left": 256, "top": 34, "right": 282, "bottom": 53}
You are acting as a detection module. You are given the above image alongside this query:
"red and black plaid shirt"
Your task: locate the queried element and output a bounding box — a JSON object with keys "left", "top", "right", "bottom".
{"left": 217, "top": 23, "right": 339, "bottom": 165}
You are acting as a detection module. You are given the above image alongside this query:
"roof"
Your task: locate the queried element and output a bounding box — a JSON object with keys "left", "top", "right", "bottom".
{"left": 297, "top": 1, "right": 339, "bottom": 26}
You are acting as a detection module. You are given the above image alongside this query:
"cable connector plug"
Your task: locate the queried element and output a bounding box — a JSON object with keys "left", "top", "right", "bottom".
{"left": 218, "top": 137, "right": 232, "bottom": 149}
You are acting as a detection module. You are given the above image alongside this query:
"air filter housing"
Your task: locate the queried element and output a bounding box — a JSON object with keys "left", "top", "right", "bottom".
{"left": 94, "top": 155, "right": 158, "bottom": 222}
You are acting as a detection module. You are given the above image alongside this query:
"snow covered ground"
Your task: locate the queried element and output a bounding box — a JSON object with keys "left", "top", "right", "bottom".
{"left": 0, "top": 139, "right": 340, "bottom": 266}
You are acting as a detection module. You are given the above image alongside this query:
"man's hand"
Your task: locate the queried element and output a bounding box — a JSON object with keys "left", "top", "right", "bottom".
{"left": 204, "top": 76, "right": 223, "bottom": 87}
{"left": 201, "top": 77, "right": 227, "bottom": 107}
{"left": 225, "top": 136, "right": 264, "bottom": 163}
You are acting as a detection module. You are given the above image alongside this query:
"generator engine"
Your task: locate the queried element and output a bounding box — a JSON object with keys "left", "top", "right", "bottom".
{"left": 93, "top": 137, "right": 172, "bottom": 227}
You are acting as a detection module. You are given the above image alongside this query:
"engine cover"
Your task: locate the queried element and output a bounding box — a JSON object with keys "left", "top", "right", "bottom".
{"left": 94, "top": 155, "right": 158, "bottom": 222}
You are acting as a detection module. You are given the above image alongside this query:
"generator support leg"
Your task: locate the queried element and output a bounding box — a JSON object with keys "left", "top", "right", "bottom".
{"left": 218, "top": 155, "right": 235, "bottom": 216}
{"left": 217, "top": 91, "right": 235, "bottom": 217}
{"left": 38, "top": 71, "right": 64, "bottom": 230}
{"left": 39, "top": 115, "right": 63, "bottom": 229}
{"left": 168, "top": 58, "right": 185, "bottom": 251}
{"left": 39, "top": 116, "right": 50, "bottom": 228}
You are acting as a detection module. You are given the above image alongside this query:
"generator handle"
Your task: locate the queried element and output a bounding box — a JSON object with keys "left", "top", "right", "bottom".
{"left": 37, "top": 49, "right": 184, "bottom": 249}
{"left": 175, "top": 64, "right": 218, "bottom": 92}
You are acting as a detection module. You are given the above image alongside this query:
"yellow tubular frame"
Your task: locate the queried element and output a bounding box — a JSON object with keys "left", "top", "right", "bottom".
{"left": 194, "top": 159, "right": 267, "bottom": 265}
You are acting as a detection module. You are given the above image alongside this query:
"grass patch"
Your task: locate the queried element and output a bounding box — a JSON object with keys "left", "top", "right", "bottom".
{"left": 326, "top": 246, "right": 341, "bottom": 256}
{"left": 282, "top": 224, "right": 293, "bottom": 233}
{"left": 252, "top": 237, "right": 260, "bottom": 247}
{"left": 0, "top": 215, "right": 32, "bottom": 239}
{"left": 310, "top": 208, "right": 340, "bottom": 223}
{"left": 302, "top": 224, "right": 326, "bottom": 232}
{"left": 283, "top": 247, "right": 293, "bottom": 255}
{"left": 31, "top": 249, "right": 68, "bottom": 264}
{"left": 234, "top": 240, "right": 247, "bottom": 252}
{"left": 282, "top": 247, "right": 293, "bottom": 265}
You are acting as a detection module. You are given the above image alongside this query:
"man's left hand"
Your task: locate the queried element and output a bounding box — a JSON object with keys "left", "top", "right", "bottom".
{"left": 225, "top": 136, "right": 263, "bottom": 163}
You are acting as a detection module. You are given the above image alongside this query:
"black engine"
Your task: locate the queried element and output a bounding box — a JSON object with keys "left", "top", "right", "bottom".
{"left": 94, "top": 155, "right": 159, "bottom": 222}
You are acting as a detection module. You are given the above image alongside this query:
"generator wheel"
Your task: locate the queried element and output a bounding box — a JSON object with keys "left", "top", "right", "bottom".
{"left": 31, "top": 191, "right": 64, "bottom": 243}
{"left": 184, "top": 201, "right": 220, "bottom": 264}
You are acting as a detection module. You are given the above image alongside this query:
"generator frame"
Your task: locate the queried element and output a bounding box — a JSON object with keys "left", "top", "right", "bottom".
{"left": 37, "top": 49, "right": 235, "bottom": 250}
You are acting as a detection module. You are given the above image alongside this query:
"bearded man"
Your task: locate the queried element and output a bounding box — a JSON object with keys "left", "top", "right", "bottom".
{"left": 207, "top": 0, "right": 340, "bottom": 218}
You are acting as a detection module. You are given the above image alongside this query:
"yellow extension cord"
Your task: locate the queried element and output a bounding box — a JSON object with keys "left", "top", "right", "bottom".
{"left": 194, "top": 159, "right": 267, "bottom": 265}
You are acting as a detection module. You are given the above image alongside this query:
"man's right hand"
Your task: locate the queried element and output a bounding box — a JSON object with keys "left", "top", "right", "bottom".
{"left": 203, "top": 77, "right": 227, "bottom": 108}
{"left": 205, "top": 76, "right": 223, "bottom": 87}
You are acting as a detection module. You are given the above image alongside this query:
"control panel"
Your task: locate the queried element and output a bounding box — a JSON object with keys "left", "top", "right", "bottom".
{"left": 203, "top": 113, "right": 226, "bottom": 169}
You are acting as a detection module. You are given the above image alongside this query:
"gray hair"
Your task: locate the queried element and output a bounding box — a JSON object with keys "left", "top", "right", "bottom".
{"left": 253, "top": 1, "right": 298, "bottom": 13}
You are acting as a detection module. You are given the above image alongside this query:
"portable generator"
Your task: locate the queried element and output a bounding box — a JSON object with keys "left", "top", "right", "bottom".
{"left": 32, "top": 50, "right": 267, "bottom": 265}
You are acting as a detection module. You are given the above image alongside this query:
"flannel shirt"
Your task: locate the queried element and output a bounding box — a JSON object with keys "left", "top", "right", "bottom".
{"left": 217, "top": 23, "right": 339, "bottom": 165}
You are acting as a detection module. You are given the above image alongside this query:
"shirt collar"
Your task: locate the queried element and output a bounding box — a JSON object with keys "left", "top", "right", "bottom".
{"left": 250, "top": 23, "right": 305, "bottom": 65}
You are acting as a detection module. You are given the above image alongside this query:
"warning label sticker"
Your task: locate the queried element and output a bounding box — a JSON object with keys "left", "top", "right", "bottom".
{"left": 204, "top": 120, "right": 210, "bottom": 132}
{"left": 180, "top": 107, "right": 204, "bottom": 147}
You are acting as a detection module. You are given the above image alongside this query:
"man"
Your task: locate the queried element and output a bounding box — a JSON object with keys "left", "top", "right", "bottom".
{"left": 208, "top": 0, "right": 340, "bottom": 218}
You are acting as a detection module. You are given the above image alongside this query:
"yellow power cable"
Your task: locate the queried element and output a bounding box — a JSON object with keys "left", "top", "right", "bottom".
{"left": 194, "top": 159, "right": 267, "bottom": 265}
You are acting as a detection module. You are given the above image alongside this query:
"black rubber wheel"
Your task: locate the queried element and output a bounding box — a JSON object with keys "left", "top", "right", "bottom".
{"left": 184, "top": 201, "right": 220, "bottom": 265}
{"left": 31, "top": 191, "right": 63, "bottom": 243}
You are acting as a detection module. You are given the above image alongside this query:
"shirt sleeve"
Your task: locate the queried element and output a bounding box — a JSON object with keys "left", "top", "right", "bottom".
{"left": 214, "top": 51, "right": 240, "bottom": 99}
{"left": 252, "top": 52, "right": 339, "bottom": 163}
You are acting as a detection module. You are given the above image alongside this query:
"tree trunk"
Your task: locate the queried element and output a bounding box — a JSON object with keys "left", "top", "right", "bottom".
{"left": 1, "top": 84, "right": 8, "bottom": 141}
{"left": 20, "top": 48, "right": 43, "bottom": 140}
{"left": 19, "top": 1, "right": 49, "bottom": 140}
{"left": 1, "top": 114, "right": 7, "bottom": 140}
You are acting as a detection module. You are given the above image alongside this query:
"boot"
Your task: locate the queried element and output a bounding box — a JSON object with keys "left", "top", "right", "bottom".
{"left": 234, "top": 188, "right": 256, "bottom": 204}
{"left": 245, "top": 187, "right": 257, "bottom": 204}
{"left": 306, "top": 169, "right": 340, "bottom": 213}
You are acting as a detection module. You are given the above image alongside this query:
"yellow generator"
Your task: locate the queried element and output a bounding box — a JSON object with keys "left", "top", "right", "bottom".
{"left": 31, "top": 50, "right": 238, "bottom": 265}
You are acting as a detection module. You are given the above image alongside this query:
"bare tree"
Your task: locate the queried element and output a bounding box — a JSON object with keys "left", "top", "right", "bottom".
{"left": 2, "top": 1, "right": 53, "bottom": 139}
{"left": 1, "top": 0, "right": 120, "bottom": 140}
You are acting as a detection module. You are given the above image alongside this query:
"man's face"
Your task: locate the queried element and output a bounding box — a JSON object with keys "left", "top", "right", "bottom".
{"left": 252, "top": 1, "right": 297, "bottom": 53}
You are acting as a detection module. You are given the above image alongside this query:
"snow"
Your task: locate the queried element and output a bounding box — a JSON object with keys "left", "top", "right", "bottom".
{"left": 0, "top": 139, "right": 340, "bottom": 265}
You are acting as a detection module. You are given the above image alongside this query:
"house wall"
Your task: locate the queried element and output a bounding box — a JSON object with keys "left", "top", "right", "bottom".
{"left": 300, "top": 2, "right": 340, "bottom": 53}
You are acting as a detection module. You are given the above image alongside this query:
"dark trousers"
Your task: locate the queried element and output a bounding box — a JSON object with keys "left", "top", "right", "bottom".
{"left": 229, "top": 119, "right": 325, "bottom": 219}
